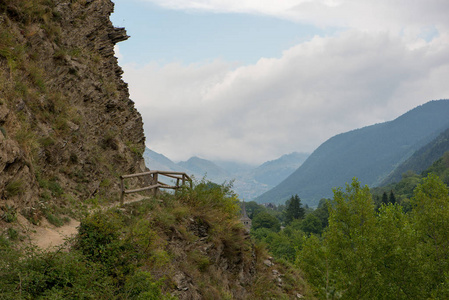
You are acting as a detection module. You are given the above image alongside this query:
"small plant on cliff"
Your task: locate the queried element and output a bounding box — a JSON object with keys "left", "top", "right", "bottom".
{"left": 1, "top": 204, "right": 17, "bottom": 223}
{"left": 5, "top": 180, "right": 23, "bottom": 198}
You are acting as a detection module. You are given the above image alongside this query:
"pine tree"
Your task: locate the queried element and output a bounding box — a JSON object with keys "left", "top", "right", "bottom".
{"left": 389, "top": 190, "right": 396, "bottom": 204}
{"left": 381, "top": 191, "right": 389, "bottom": 205}
{"left": 285, "top": 194, "right": 305, "bottom": 224}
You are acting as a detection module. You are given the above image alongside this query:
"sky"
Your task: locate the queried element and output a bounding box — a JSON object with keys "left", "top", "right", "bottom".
{"left": 111, "top": 0, "right": 449, "bottom": 165}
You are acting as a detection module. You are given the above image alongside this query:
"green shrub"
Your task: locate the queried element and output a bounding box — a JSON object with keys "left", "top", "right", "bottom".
{"left": 7, "top": 227, "right": 19, "bottom": 240}
{"left": 48, "top": 180, "right": 63, "bottom": 197}
{"left": 1, "top": 204, "right": 17, "bottom": 223}
{"left": 76, "top": 210, "right": 123, "bottom": 260}
{"left": 0, "top": 248, "right": 116, "bottom": 299}
{"left": 44, "top": 211, "right": 64, "bottom": 227}
{"left": 122, "top": 271, "right": 175, "bottom": 300}
{"left": 5, "top": 180, "right": 23, "bottom": 197}
{"left": 38, "top": 136, "right": 55, "bottom": 147}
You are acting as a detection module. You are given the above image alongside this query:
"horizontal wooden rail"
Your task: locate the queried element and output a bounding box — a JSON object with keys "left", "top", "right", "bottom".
{"left": 119, "top": 170, "right": 192, "bottom": 205}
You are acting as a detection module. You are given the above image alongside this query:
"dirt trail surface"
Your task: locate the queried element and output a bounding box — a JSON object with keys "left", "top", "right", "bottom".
{"left": 29, "top": 218, "right": 81, "bottom": 250}
{"left": 23, "top": 195, "right": 148, "bottom": 250}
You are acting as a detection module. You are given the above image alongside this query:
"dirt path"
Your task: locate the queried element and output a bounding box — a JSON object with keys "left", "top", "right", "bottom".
{"left": 24, "top": 195, "right": 148, "bottom": 250}
{"left": 29, "top": 218, "right": 80, "bottom": 250}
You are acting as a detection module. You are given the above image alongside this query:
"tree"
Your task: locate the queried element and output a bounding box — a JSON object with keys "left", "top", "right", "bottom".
{"left": 325, "top": 178, "right": 379, "bottom": 298}
{"left": 375, "top": 203, "right": 424, "bottom": 299}
{"left": 298, "top": 175, "right": 449, "bottom": 299}
{"left": 252, "top": 212, "right": 281, "bottom": 232}
{"left": 244, "top": 201, "right": 266, "bottom": 219}
{"left": 301, "top": 214, "right": 323, "bottom": 235}
{"left": 389, "top": 190, "right": 396, "bottom": 204}
{"left": 312, "top": 198, "right": 330, "bottom": 229}
{"left": 412, "top": 173, "right": 449, "bottom": 295}
{"left": 381, "top": 191, "right": 389, "bottom": 205}
{"left": 284, "top": 195, "right": 305, "bottom": 225}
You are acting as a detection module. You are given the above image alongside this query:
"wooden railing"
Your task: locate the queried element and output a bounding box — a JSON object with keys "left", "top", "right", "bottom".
{"left": 119, "top": 171, "right": 192, "bottom": 205}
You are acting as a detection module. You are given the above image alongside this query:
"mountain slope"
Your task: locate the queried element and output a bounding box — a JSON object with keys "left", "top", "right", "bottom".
{"left": 178, "top": 157, "right": 230, "bottom": 181}
{"left": 256, "top": 99, "right": 449, "bottom": 206}
{"left": 143, "top": 148, "right": 188, "bottom": 172}
{"left": 251, "top": 152, "right": 309, "bottom": 186}
{"left": 380, "top": 126, "right": 449, "bottom": 185}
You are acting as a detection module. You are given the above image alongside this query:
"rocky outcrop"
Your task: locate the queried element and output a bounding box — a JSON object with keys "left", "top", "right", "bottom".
{"left": 0, "top": 0, "right": 145, "bottom": 217}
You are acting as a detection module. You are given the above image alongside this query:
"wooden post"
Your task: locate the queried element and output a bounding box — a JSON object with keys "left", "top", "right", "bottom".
{"left": 182, "top": 174, "right": 185, "bottom": 186}
{"left": 153, "top": 173, "right": 159, "bottom": 197}
{"left": 120, "top": 176, "right": 125, "bottom": 206}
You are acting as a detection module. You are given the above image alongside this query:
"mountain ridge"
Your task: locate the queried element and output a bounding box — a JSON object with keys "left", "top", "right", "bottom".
{"left": 143, "top": 148, "right": 309, "bottom": 200}
{"left": 380, "top": 126, "right": 449, "bottom": 185}
{"left": 256, "top": 99, "right": 449, "bottom": 206}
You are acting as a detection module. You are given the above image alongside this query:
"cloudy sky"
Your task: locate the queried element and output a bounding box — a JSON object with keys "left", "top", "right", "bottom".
{"left": 111, "top": 0, "right": 449, "bottom": 165}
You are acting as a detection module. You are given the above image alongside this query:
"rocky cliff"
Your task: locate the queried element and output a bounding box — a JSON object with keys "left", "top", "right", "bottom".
{"left": 0, "top": 0, "right": 145, "bottom": 218}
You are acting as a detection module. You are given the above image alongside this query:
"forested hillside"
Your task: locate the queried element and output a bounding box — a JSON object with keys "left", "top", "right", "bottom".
{"left": 372, "top": 150, "right": 449, "bottom": 208}
{"left": 381, "top": 126, "right": 449, "bottom": 185}
{"left": 256, "top": 99, "right": 449, "bottom": 206}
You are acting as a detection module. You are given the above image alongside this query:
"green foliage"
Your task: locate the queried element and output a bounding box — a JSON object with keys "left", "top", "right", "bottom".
{"left": 298, "top": 175, "right": 449, "bottom": 299}
{"left": 284, "top": 194, "right": 305, "bottom": 225}
{"left": 300, "top": 214, "right": 322, "bottom": 235}
{"left": 383, "top": 127, "right": 449, "bottom": 185}
{"left": 123, "top": 271, "right": 175, "bottom": 300}
{"left": 76, "top": 210, "right": 123, "bottom": 262}
{"left": 244, "top": 200, "right": 266, "bottom": 219}
{"left": 0, "top": 244, "right": 117, "bottom": 299}
{"left": 48, "top": 179, "right": 64, "bottom": 197}
{"left": 412, "top": 174, "right": 449, "bottom": 289}
{"left": 264, "top": 225, "right": 304, "bottom": 262}
{"left": 176, "top": 179, "right": 240, "bottom": 218}
{"left": 325, "top": 178, "right": 378, "bottom": 298}
{"left": 252, "top": 211, "right": 281, "bottom": 232}
{"left": 375, "top": 203, "right": 422, "bottom": 298}
{"left": 0, "top": 179, "right": 305, "bottom": 299}
{"left": 7, "top": 227, "right": 19, "bottom": 240}
{"left": 424, "top": 151, "right": 449, "bottom": 185}
{"left": 5, "top": 180, "right": 23, "bottom": 197}
{"left": 1, "top": 204, "right": 17, "bottom": 223}
{"left": 44, "top": 211, "right": 65, "bottom": 227}
{"left": 297, "top": 234, "right": 329, "bottom": 297}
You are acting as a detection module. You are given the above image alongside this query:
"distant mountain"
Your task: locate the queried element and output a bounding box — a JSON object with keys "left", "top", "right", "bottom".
{"left": 213, "top": 161, "right": 255, "bottom": 174}
{"left": 142, "top": 148, "right": 309, "bottom": 201}
{"left": 142, "top": 148, "right": 187, "bottom": 172}
{"left": 255, "top": 99, "right": 449, "bottom": 207}
{"left": 231, "top": 152, "right": 309, "bottom": 200}
{"left": 380, "top": 126, "right": 449, "bottom": 186}
{"left": 178, "top": 157, "right": 230, "bottom": 181}
{"left": 251, "top": 152, "right": 310, "bottom": 186}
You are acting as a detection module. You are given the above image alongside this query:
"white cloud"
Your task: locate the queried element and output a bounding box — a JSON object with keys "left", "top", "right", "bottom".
{"left": 114, "top": 45, "right": 123, "bottom": 60}
{"left": 140, "top": 0, "right": 449, "bottom": 34}
{"left": 122, "top": 30, "right": 449, "bottom": 164}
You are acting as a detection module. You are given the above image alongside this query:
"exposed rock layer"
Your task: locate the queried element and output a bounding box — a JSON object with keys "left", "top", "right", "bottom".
{"left": 0, "top": 0, "right": 145, "bottom": 213}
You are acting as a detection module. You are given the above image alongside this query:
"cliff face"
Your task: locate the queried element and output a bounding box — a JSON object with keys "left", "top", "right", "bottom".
{"left": 0, "top": 0, "right": 145, "bottom": 215}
